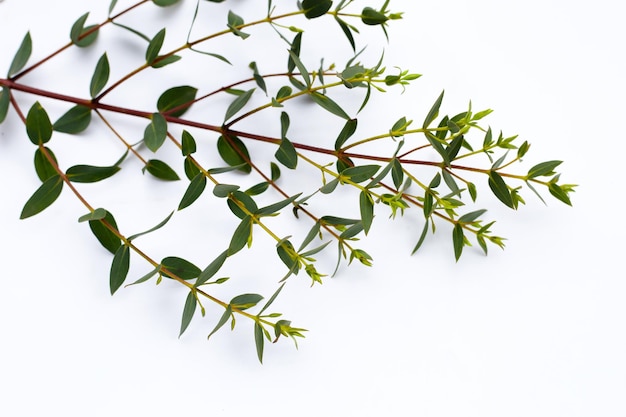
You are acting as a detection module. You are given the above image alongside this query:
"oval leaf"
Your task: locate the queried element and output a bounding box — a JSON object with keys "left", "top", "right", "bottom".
{"left": 70, "top": 13, "right": 99, "bottom": 47}
{"left": 89, "top": 210, "right": 122, "bottom": 254}
{"left": 275, "top": 138, "right": 298, "bottom": 169}
{"left": 178, "top": 172, "right": 207, "bottom": 210}
{"left": 143, "top": 113, "right": 168, "bottom": 152}
{"left": 20, "top": 175, "right": 63, "bottom": 219}
{"left": 488, "top": 171, "right": 515, "bottom": 209}
{"left": 110, "top": 244, "right": 130, "bottom": 295}
{"left": 90, "top": 53, "right": 110, "bottom": 98}
{"left": 66, "top": 164, "right": 121, "bottom": 183}
{"left": 53, "top": 105, "right": 92, "bottom": 134}
{"left": 26, "top": 102, "right": 52, "bottom": 145}
{"left": 230, "top": 293, "right": 264, "bottom": 310}
{"left": 302, "top": 0, "right": 332, "bottom": 19}
{"left": 179, "top": 291, "right": 197, "bottom": 337}
{"left": 34, "top": 147, "right": 58, "bottom": 182}
{"left": 224, "top": 88, "right": 255, "bottom": 122}
{"left": 0, "top": 87, "right": 10, "bottom": 123}
{"left": 157, "top": 86, "right": 198, "bottom": 118}
{"left": 217, "top": 135, "right": 251, "bottom": 173}
{"left": 161, "top": 256, "right": 201, "bottom": 280}
{"left": 8, "top": 32, "right": 32, "bottom": 77}
{"left": 144, "top": 159, "right": 180, "bottom": 181}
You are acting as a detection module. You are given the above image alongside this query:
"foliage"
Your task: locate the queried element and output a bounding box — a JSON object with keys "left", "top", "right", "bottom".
{"left": 0, "top": 0, "right": 575, "bottom": 363}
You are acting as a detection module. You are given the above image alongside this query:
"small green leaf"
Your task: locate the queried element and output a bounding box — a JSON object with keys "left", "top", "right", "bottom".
{"left": 90, "top": 53, "right": 110, "bottom": 98}
{"left": 144, "top": 159, "right": 180, "bottom": 181}
{"left": 254, "top": 322, "right": 265, "bottom": 363}
{"left": 548, "top": 182, "right": 573, "bottom": 206}
{"left": 361, "top": 7, "right": 389, "bottom": 25}
{"left": 162, "top": 256, "right": 201, "bottom": 280}
{"left": 527, "top": 160, "right": 563, "bottom": 179}
{"left": 143, "top": 113, "right": 168, "bottom": 152}
{"left": 207, "top": 305, "right": 232, "bottom": 340}
{"left": 335, "top": 16, "right": 356, "bottom": 51}
{"left": 287, "top": 50, "right": 311, "bottom": 87}
{"left": 179, "top": 291, "right": 197, "bottom": 337}
{"left": 178, "top": 173, "right": 207, "bottom": 210}
{"left": 360, "top": 191, "right": 374, "bottom": 234}
{"left": 157, "top": 85, "right": 198, "bottom": 117}
{"left": 228, "top": 215, "right": 252, "bottom": 255}
{"left": 20, "top": 175, "right": 63, "bottom": 219}
{"left": 151, "top": 54, "right": 182, "bottom": 69}
{"left": 89, "top": 210, "right": 121, "bottom": 254}
{"left": 319, "top": 178, "right": 340, "bottom": 194}
{"left": 184, "top": 156, "right": 201, "bottom": 180}
{"left": 33, "top": 147, "right": 58, "bottom": 182}
{"left": 127, "top": 266, "right": 160, "bottom": 286}
{"left": 271, "top": 162, "right": 281, "bottom": 181}
{"left": 341, "top": 164, "right": 380, "bottom": 183}
{"left": 146, "top": 28, "right": 166, "bottom": 64}
{"left": 110, "top": 244, "right": 130, "bottom": 294}
{"left": 128, "top": 211, "right": 174, "bottom": 241}
{"left": 302, "top": 0, "right": 332, "bottom": 19}
{"left": 70, "top": 13, "right": 99, "bottom": 47}
{"left": 66, "top": 164, "right": 120, "bottom": 183}
{"left": 227, "top": 10, "right": 250, "bottom": 39}
{"left": 8, "top": 32, "right": 32, "bottom": 77}
{"left": 334, "top": 118, "right": 358, "bottom": 150}
{"left": 458, "top": 209, "right": 487, "bottom": 224}
{"left": 488, "top": 171, "right": 515, "bottom": 209}
{"left": 423, "top": 91, "right": 444, "bottom": 128}
{"left": 391, "top": 159, "right": 404, "bottom": 189}
{"left": 246, "top": 182, "right": 269, "bottom": 196}
{"left": 153, "top": 0, "right": 181, "bottom": 7}
{"left": 249, "top": 62, "right": 267, "bottom": 93}
{"left": 224, "top": 88, "right": 255, "bottom": 122}
{"left": 217, "top": 135, "right": 252, "bottom": 173}
{"left": 411, "top": 221, "right": 430, "bottom": 254}
{"left": 287, "top": 33, "right": 302, "bottom": 73}
{"left": 256, "top": 193, "right": 302, "bottom": 216}
{"left": 230, "top": 293, "right": 264, "bottom": 310}
{"left": 259, "top": 283, "right": 285, "bottom": 315}
{"left": 275, "top": 138, "right": 298, "bottom": 169}
{"left": 276, "top": 86, "right": 293, "bottom": 101}
{"left": 309, "top": 92, "right": 350, "bottom": 120}
{"left": 213, "top": 183, "right": 240, "bottom": 198}
{"left": 452, "top": 223, "right": 464, "bottom": 261}
{"left": 26, "top": 102, "right": 52, "bottom": 145}
{"left": 108, "top": 0, "right": 119, "bottom": 15}
{"left": 78, "top": 208, "right": 107, "bottom": 223}
{"left": 0, "top": 87, "right": 10, "bottom": 123}
{"left": 196, "top": 250, "right": 229, "bottom": 287}
{"left": 53, "top": 105, "right": 92, "bottom": 134}
{"left": 181, "top": 130, "right": 197, "bottom": 156}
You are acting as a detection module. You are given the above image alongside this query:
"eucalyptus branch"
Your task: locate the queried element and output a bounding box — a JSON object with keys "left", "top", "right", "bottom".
{"left": 0, "top": 0, "right": 575, "bottom": 363}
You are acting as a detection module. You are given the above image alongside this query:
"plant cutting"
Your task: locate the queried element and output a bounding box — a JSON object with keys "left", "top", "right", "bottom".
{"left": 0, "top": 0, "right": 575, "bottom": 363}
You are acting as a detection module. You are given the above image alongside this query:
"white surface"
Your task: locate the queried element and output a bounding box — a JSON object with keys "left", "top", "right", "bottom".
{"left": 0, "top": 1, "right": 624, "bottom": 416}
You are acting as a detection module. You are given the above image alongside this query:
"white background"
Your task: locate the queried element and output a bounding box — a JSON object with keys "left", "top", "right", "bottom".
{"left": 1, "top": 1, "right": 625, "bottom": 416}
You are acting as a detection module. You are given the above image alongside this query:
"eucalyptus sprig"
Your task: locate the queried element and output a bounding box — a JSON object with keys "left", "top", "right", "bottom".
{"left": 0, "top": 0, "right": 575, "bottom": 363}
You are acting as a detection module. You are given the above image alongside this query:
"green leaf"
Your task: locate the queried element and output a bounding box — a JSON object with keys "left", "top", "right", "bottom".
{"left": 126, "top": 266, "right": 160, "bottom": 286}
{"left": 179, "top": 291, "right": 197, "bottom": 337}
{"left": 287, "top": 50, "right": 311, "bottom": 87}
{"left": 146, "top": 28, "right": 166, "bottom": 64}
{"left": 246, "top": 181, "right": 269, "bottom": 196}
{"left": 161, "top": 256, "right": 201, "bottom": 280}
{"left": 213, "top": 183, "right": 240, "bottom": 198}
{"left": 70, "top": 13, "right": 99, "bottom": 47}
{"left": 66, "top": 164, "right": 120, "bottom": 183}
{"left": 249, "top": 62, "right": 267, "bottom": 93}
{"left": 89, "top": 210, "right": 121, "bottom": 254}
{"left": 230, "top": 293, "right": 264, "bottom": 310}
{"left": 157, "top": 85, "right": 198, "bottom": 118}
{"left": 227, "top": 10, "right": 250, "bottom": 39}
{"left": 90, "top": 53, "right": 110, "bottom": 98}
{"left": 78, "top": 208, "right": 107, "bottom": 223}
{"left": 26, "top": 102, "right": 52, "bottom": 145}
{"left": 275, "top": 138, "right": 298, "bottom": 169}
{"left": 108, "top": 0, "right": 119, "bottom": 15}
{"left": 207, "top": 305, "right": 232, "bottom": 340}
{"left": 452, "top": 223, "right": 464, "bottom": 261}
{"left": 144, "top": 159, "right": 180, "bottom": 181}
{"left": 53, "top": 105, "right": 92, "bottom": 134}
{"left": 0, "top": 87, "right": 10, "bottom": 124}
{"left": 217, "top": 135, "right": 251, "bottom": 173}
{"left": 335, "top": 16, "right": 356, "bottom": 51}
{"left": 361, "top": 7, "right": 389, "bottom": 25}
{"left": 127, "top": 211, "right": 174, "bottom": 241}
{"left": 271, "top": 162, "right": 281, "bottom": 181}
{"left": 256, "top": 193, "right": 302, "bottom": 216}
{"left": 254, "top": 322, "right": 265, "bottom": 363}
{"left": 196, "top": 250, "right": 229, "bottom": 287}
{"left": 184, "top": 156, "right": 200, "bottom": 180}
{"left": 488, "top": 171, "right": 515, "bottom": 209}
{"left": 548, "top": 182, "right": 573, "bottom": 206}
{"left": 152, "top": 0, "right": 180, "bottom": 7}
{"left": 178, "top": 173, "right": 207, "bottom": 210}
{"left": 20, "top": 175, "right": 63, "bottom": 219}
{"left": 33, "top": 147, "right": 58, "bottom": 182}
{"left": 423, "top": 91, "right": 444, "bottom": 128}
{"left": 228, "top": 215, "right": 252, "bottom": 255}
{"left": 458, "top": 209, "right": 487, "bottom": 224}
{"left": 360, "top": 191, "right": 374, "bottom": 234}
{"left": 110, "top": 244, "right": 130, "bottom": 294}
{"left": 319, "top": 178, "right": 340, "bottom": 194}
{"left": 527, "top": 160, "right": 563, "bottom": 179}
{"left": 259, "top": 283, "right": 285, "bottom": 315}
{"left": 287, "top": 33, "right": 302, "bottom": 73}
{"left": 143, "top": 113, "right": 168, "bottom": 152}
{"left": 302, "top": 0, "right": 332, "bottom": 19}
{"left": 309, "top": 92, "right": 350, "bottom": 120}
{"left": 8, "top": 32, "right": 32, "bottom": 77}
{"left": 411, "top": 221, "right": 429, "bottom": 254}
{"left": 391, "top": 158, "right": 404, "bottom": 189}
{"left": 181, "top": 130, "right": 197, "bottom": 156}
{"left": 224, "top": 88, "right": 255, "bottom": 122}
{"left": 341, "top": 164, "right": 380, "bottom": 183}
{"left": 334, "top": 118, "right": 358, "bottom": 150}
{"left": 151, "top": 54, "right": 182, "bottom": 69}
